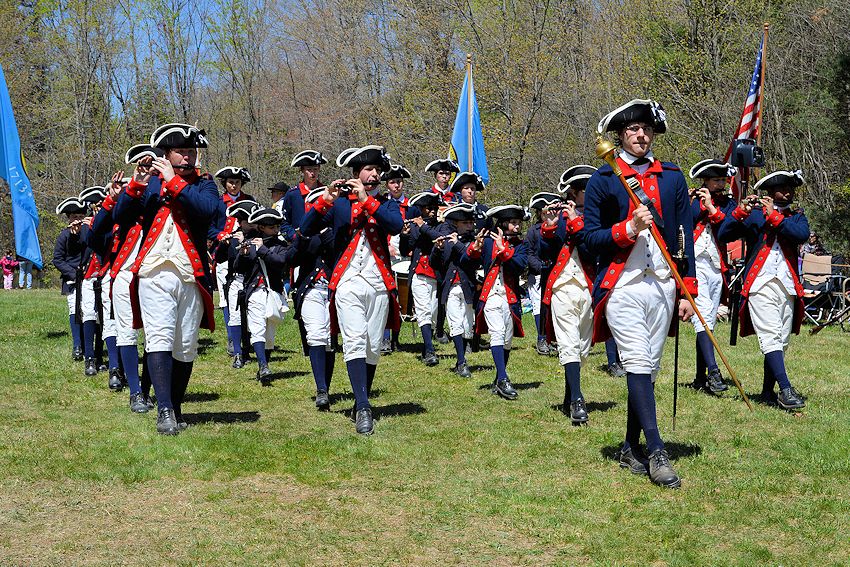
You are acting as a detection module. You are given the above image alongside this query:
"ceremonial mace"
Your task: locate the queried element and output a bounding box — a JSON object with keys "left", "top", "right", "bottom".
{"left": 595, "top": 136, "right": 753, "bottom": 412}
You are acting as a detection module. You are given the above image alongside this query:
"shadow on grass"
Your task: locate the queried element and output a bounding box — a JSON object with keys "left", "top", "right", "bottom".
{"left": 600, "top": 441, "right": 702, "bottom": 462}
{"left": 477, "top": 380, "right": 542, "bottom": 391}
{"left": 328, "top": 388, "right": 384, "bottom": 405}
{"left": 197, "top": 337, "right": 216, "bottom": 356}
{"left": 45, "top": 330, "right": 68, "bottom": 339}
{"left": 376, "top": 402, "right": 427, "bottom": 419}
{"left": 550, "top": 400, "right": 617, "bottom": 414}
{"left": 469, "top": 364, "right": 494, "bottom": 373}
{"left": 183, "top": 392, "right": 220, "bottom": 403}
{"left": 185, "top": 410, "right": 260, "bottom": 425}
{"left": 266, "top": 370, "right": 310, "bottom": 383}
{"left": 267, "top": 353, "right": 290, "bottom": 363}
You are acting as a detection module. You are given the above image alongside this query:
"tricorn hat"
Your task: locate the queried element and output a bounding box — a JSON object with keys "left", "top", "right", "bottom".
{"left": 79, "top": 186, "right": 107, "bottom": 204}
{"left": 56, "top": 197, "right": 87, "bottom": 215}
{"left": 248, "top": 207, "right": 284, "bottom": 226}
{"left": 529, "top": 192, "right": 561, "bottom": 210}
{"left": 291, "top": 150, "right": 328, "bottom": 168}
{"left": 336, "top": 145, "right": 391, "bottom": 171}
{"left": 408, "top": 192, "right": 442, "bottom": 209}
{"left": 597, "top": 99, "right": 667, "bottom": 134}
{"left": 381, "top": 164, "right": 412, "bottom": 182}
{"left": 226, "top": 200, "right": 260, "bottom": 220}
{"left": 150, "top": 123, "right": 209, "bottom": 149}
{"left": 753, "top": 170, "right": 805, "bottom": 192}
{"left": 425, "top": 158, "right": 460, "bottom": 175}
{"left": 450, "top": 171, "right": 485, "bottom": 194}
{"left": 125, "top": 144, "right": 163, "bottom": 164}
{"left": 485, "top": 204, "right": 525, "bottom": 222}
{"left": 215, "top": 166, "right": 251, "bottom": 183}
{"left": 443, "top": 202, "right": 476, "bottom": 222}
{"left": 558, "top": 165, "right": 597, "bottom": 193}
{"left": 689, "top": 159, "right": 737, "bottom": 180}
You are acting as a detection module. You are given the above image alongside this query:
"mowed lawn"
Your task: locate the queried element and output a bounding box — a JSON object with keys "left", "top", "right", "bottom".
{"left": 0, "top": 289, "right": 847, "bottom": 565}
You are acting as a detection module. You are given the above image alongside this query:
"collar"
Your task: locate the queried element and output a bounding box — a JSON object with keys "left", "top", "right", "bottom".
{"left": 619, "top": 149, "right": 655, "bottom": 165}
{"left": 432, "top": 183, "right": 449, "bottom": 195}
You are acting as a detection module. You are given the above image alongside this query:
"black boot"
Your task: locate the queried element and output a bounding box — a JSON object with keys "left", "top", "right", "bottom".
{"left": 569, "top": 398, "right": 589, "bottom": 425}
{"left": 617, "top": 446, "right": 649, "bottom": 476}
{"left": 257, "top": 364, "right": 271, "bottom": 385}
{"left": 648, "top": 449, "right": 681, "bottom": 489}
{"left": 156, "top": 407, "right": 179, "bottom": 435}
{"left": 355, "top": 407, "right": 374, "bottom": 435}
{"left": 777, "top": 386, "right": 805, "bottom": 410}
{"left": 108, "top": 368, "right": 123, "bottom": 392}
{"left": 84, "top": 357, "right": 97, "bottom": 377}
{"left": 493, "top": 377, "right": 518, "bottom": 400}
{"left": 72, "top": 346, "right": 83, "bottom": 361}
{"left": 232, "top": 354, "right": 244, "bottom": 369}
{"left": 315, "top": 390, "right": 330, "bottom": 410}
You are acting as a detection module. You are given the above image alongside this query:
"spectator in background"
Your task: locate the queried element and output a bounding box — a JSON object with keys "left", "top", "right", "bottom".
{"left": 17, "top": 255, "right": 33, "bottom": 288}
{"left": 800, "top": 231, "right": 827, "bottom": 257}
{"left": 1, "top": 250, "right": 19, "bottom": 289}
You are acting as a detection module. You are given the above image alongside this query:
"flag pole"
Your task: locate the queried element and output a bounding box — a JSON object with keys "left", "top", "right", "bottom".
{"left": 753, "top": 23, "right": 768, "bottom": 179}
{"left": 466, "top": 53, "right": 473, "bottom": 172}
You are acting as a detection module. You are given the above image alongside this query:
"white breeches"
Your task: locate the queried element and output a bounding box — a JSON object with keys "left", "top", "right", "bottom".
{"left": 335, "top": 276, "right": 389, "bottom": 365}
{"left": 138, "top": 265, "right": 203, "bottom": 362}
{"left": 112, "top": 270, "right": 138, "bottom": 347}
{"left": 411, "top": 273, "right": 438, "bottom": 327}
{"left": 550, "top": 281, "right": 592, "bottom": 366}
{"left": 446, "top": 284, "right": 474, "bottom": 339}
{"left": 690, "top": 257, "right": 723, "bottom": 333}
{"left": 748, "top": 278, "right": 794, "bottom": 354}
{"left": 484, "top": 293, "right": 513, "bottom": 349}
{"left": 302, "top": 285, "right": 331, "bottom": 348}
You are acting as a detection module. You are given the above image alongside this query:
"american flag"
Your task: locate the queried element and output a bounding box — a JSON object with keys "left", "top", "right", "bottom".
{"left": 725, "top": 33, "right": 766, "bottom": 200}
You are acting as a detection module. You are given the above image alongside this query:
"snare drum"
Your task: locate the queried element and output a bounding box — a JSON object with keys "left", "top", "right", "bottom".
{"left": 392, "top": 260, "right": 412, "bottom": 316}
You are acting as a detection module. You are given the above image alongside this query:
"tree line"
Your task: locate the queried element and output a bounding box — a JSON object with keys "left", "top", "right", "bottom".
{"left": 0, "top": 0, "right": 848, "bottom": 272}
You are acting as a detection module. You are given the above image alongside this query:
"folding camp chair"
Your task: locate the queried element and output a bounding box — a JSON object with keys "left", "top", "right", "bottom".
{"left": 801, "top": 255, "right": 846, "bottom": 325}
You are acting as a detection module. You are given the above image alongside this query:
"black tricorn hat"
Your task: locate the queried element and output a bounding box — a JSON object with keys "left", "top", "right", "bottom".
{"left": 56, "top": 197, "right": 87, "bottom": 215}
{"left": 306, "top": 187, "right": 325, "bottom": 204}
{"left": 597, "top": 99, "right": 667, "bottom": 134}
{"left": 226, "top": 200, "right": 260, "bottom": 220}
{"left": 150, "top": 123, "right": 209, "bottom": 149}
{"left": 558, "top": 165, "right": 597, "bottom": 193}
{"left": 425, "top": 158, "right": 460, "bottom": 174}
{"left": 485, "top": 204, "right": 525, "bottom": 221}
{"left": 381, "top": 164, "right": 412, "bottom": 182}
{"left": 443, "top": 202, "right": 476, "bottom": 222}
{"left": 689, "top": 159, "right": 737, "bottom": 180}
{"left": 267, "top": 181, "right": 290, "bottom": 193}
{"left": 408, "top": 191, "right": 442, "bottom": 209}
{"left": 248, "top": 207, "right": 284, "bottom": 226}
{"left": 79, "top": 186, "right": 107, "bottom": 204}
{"left": 336, "top": 145, "right": 391, "bottom": 172}
{"left": 450, "top": 171, "right": 485, "bottom": 194}
{"left": 125, "top": 144, "right": 164, "bottom": 164}
{"left": 529, "top": 192, "right": 561, "bottom": 210}
{"left": 753, "top": 170, "right": 805, "bottom": 192}
{"left": 291, "top": 150, "right": 328, "bottom": 168}
{"left": 215, "top": 166, "right": 251, "bottom": 183}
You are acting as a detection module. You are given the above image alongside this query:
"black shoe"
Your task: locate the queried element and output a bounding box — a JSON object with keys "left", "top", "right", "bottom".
{"left": 617, "top": 446, "right": 649, "bottom": 476}
{"left": 422, "top": 351, "right": 439, "bottom": 367}
{"left": 257, "top": 365, "right": 272, "bottom": 385}
{"left": 436, "top": 334, "right": 450, "bottom": 345}
{"left": 108, "top": 368, "right": 123, "bottom": 392}
{"left": 355, "top": 408, "right": 374, "bottom": 435}
{"left": 156, "top": 408, "right": 179, "bottom": 435}
{"left": 84, "top": 358, "right": 97, "bottom": 377}
{"left": 493, "top": 377, "right": 518, "bottom": 400}
{"left": 777, "top": 386, "right": 805, "bottom": 410}
{"left": 536, "top": 337, "right": 550, "bottom": 355}
{"left": 315, "top": 390, "right": 330, "bottom": 410}
{"left": 605, "top": 362, "right": 626, "bottom": 378}
{"left": 144, "top": 394, "right": 156, "bottom": 410}
{"left": 689, "top": 378, "right": 710, "bottom": 392}
{"left": 569, "top": 398, "right": 589, "bottom": 425}
{"left": 72, "top": 346, "right": 83, "bottom": 361}
{"left": 648, "top": 449, "right": 681, "bottom": 488}
{"left": 454, "top": 361, "right": 472, "bottom": 378}
{"left": 129, "top": 392, "right": 149, "bottom": 413}
{"left": 226, "top": 339, "right": 234, "bottom": 357}
{"left": 707, "top": 368, "right": 728, "bottom": 393}
{"left": 97, "top": 363, "right": 108, "bottom": 373}
{"left": 174, "top": 410, "right": 188, "bottom": 431}
{"left": 232, "top": 354, "right": 244, "bottom": 369}
{"left": 380, "top": 338, "right": 393, "bottom": 355}
{"left": 757, "top": 389, "right": 778, "bottom": 406}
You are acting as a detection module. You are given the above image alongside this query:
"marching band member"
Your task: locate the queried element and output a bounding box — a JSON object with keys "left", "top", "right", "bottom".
{"left": 466, "top": 204, "right": 528, "bottom": 400}
{"left": 541, "top": 171, "right": 597, "bottom": 424}
{"left": 235, "top": 207, "right": 294, "bottom": 385}
{"left": 300, "top": 145, "right": 402, "bottom": 435}
{"left": 214, "top": 166, "right": 254, "bottom": 355}
{"left": 282, "top": 150, "right": 327, "bottom": 240}
{"left": 292, "top": 188, "right": 336, "bottom": 410}
{"left": 112, "top": 122, "right": 225, "bottom": 435}
{"left": 381, "top": 164, "right": 412, "bottom": 353}
{"left": 53, "top": 197, "right": 87, "bottom": 362}
{"left": 431, "top": 202, "right": 480, "bottom": 378}
{"left": 424, "top": 158, "right": 460, "bottom": 205}
{"left": 78, "top": 186, "right": 115, "bottom": 379}
{"left": 401, "top": 191, "right": 443, "bottom": 366}
{"left": 454, "top": 172, "right": 490, "bottom": 231}
{"left": 718, "top": 170, "right": 809, "bottom": 410}
{"left": 584, "top": 99, "right": 695, "bottom": 488}
{"left": 688, "top": 159, "right": 738, "bottom": 394}
{"left": 224, "top": 200, "right": 261, "bottom": 369}
{"left": 525, "top": 194, "right": 553, "bottom": 355}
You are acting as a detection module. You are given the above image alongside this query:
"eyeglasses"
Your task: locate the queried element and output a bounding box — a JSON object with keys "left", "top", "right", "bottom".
{"left": 624, "top": 124, "right": 654, "bottom": 134}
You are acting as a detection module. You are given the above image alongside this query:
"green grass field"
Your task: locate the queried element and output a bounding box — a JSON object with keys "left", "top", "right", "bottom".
{"left": 0, "top": 289, "right": 848, "bottom": 565}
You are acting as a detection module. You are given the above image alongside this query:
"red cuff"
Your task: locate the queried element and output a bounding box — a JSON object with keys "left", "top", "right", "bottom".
{"left": 101, "top": 195, "right": 116, "bottom": 211}
{"left": 362, "top": 196, "right": 381, "bottom": 216}
{"left": 313, "top": 197, "right": 333, "bottom": 215}
{"left": 765, "top": 209, "right": 784, "bottom": 228}
{"left": 681, "top": 276, "right": 698, "bottom": 296}
{"left": 566, "top": 216, "right": 585, "bottom": 234}
{"left": 125, "top": 179, "right": 147, "bottom": 199}
{"left": 612, "top": 219, "right": 636, "bottom": 247}
{"left": 465, "top": 243, "right": 481, "bottom": 259}
{"left": 162, "top": 176, "right": 188, "bottom": 200}
{"left": 499, "top": 247, "right": 515, "bottom": 262}
{"left": 540, "top": 222, "right": 557, "bottom": 239}
{"left": 731, "top": 206, "right": 749, "bottom": 221}
{"left": 708, "top": 209, "right": 726, "bottom": 224}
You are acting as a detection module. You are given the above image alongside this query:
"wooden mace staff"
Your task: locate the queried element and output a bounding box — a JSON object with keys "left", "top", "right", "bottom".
{"left": 595, "top": 136, "right": 754, "bottom": 412}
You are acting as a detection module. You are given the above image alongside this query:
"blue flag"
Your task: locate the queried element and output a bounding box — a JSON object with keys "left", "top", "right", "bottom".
{"left": 0, "top": 63, "right": 42, "bottom": 268}
{"left": 449, "top": 65, "right": 489, "bottom": 185}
